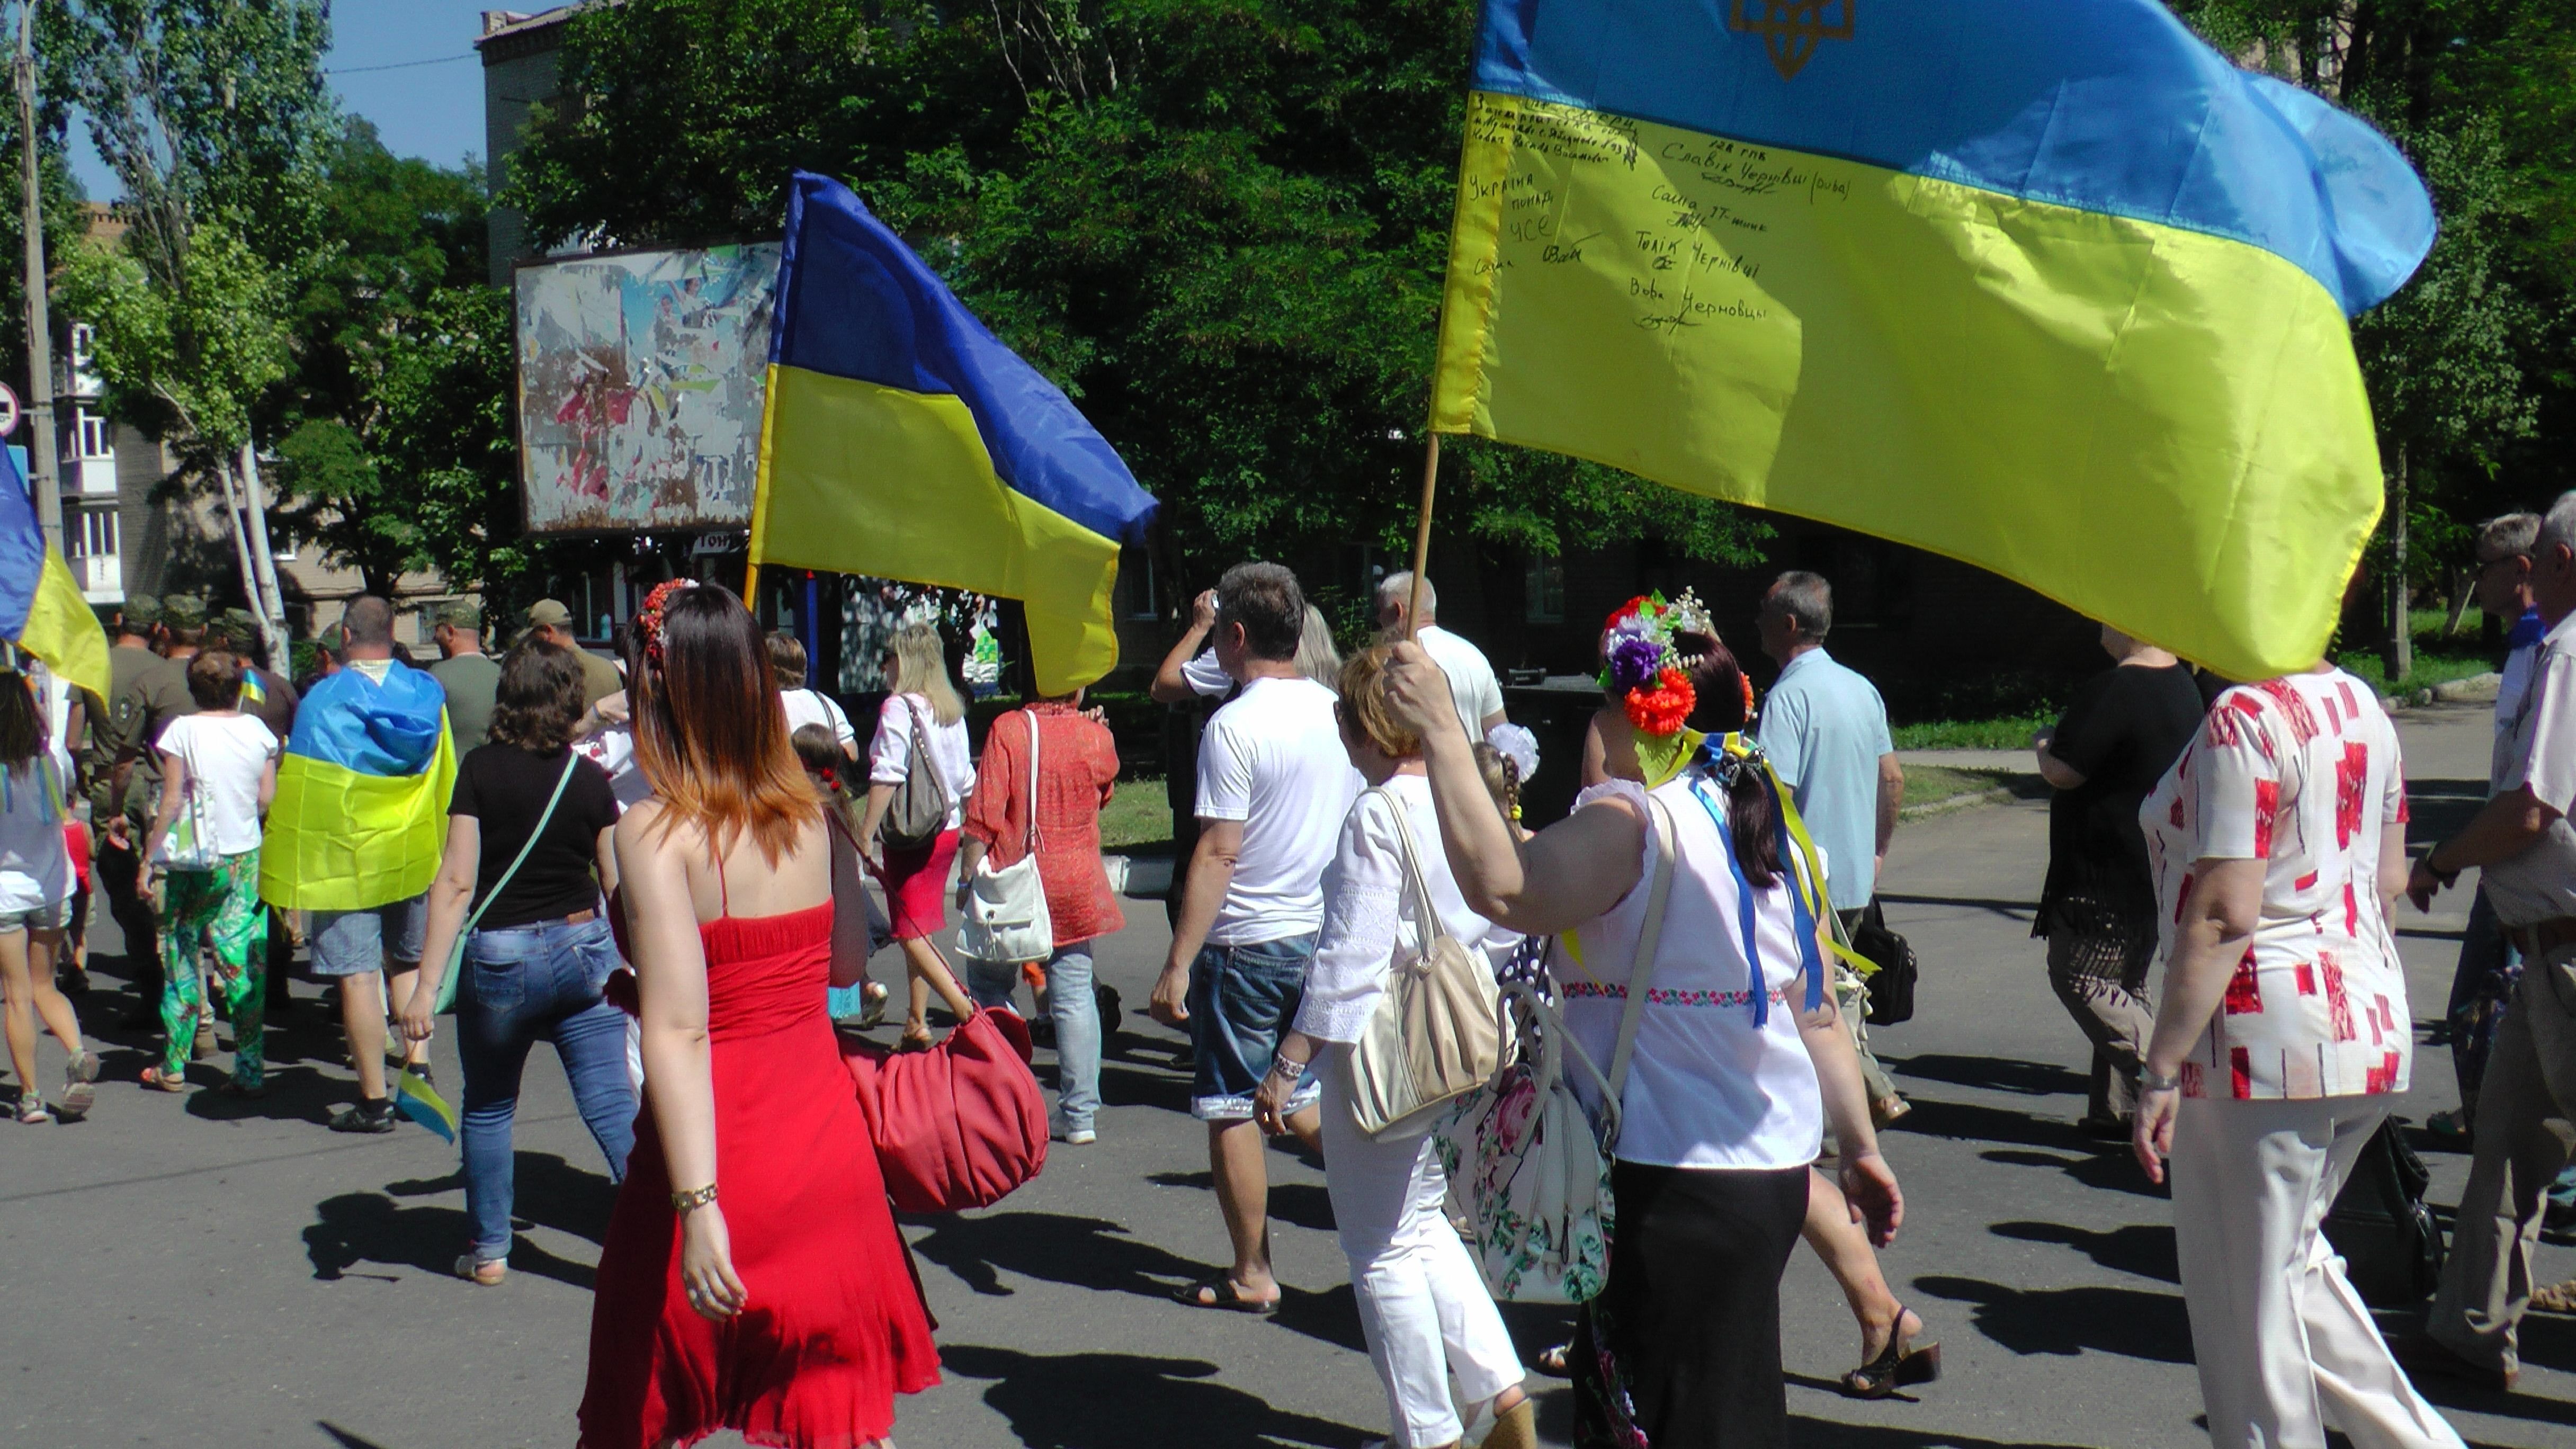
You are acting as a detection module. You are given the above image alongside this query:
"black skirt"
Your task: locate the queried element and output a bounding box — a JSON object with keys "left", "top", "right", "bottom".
{"left": 1575, "top": 1159, "right": 1811, "bottom": 1449}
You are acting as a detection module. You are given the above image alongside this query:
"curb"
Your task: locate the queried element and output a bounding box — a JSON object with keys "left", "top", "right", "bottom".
{"left": 1899, "top": 784, "right": 2017, "bottom": 821}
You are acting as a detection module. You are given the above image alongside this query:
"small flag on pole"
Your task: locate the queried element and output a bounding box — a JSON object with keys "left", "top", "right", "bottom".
{"left": 392, "top": 1063, "right": 457, "bottom": 1142}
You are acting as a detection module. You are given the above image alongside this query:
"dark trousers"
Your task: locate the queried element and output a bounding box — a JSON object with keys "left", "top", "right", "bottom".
{"left": 2443, "top": 887, "right": 2522, "bottom": 1126}
{"left": 96, "top": 834, "right": 159, "bottom": 1006}
{"left": 1576, "top": 1160, "right": 1810, "bottom": 1449}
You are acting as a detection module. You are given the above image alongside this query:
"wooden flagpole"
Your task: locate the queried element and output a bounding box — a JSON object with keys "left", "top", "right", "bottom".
{"left": 1404, "top": 434, "right": 1441, "bottom": 641}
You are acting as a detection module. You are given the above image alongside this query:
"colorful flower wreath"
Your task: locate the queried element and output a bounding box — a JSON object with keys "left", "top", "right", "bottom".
{"left": 635, "top": 578, "right": 699, "bottom": 670}
{"left": 1598, "top": 591, "right": 1705, "bottom": 737}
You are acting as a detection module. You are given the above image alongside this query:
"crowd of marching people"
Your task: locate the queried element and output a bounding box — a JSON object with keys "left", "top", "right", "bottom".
{"left": 8, "top": 499, "right": 2576, "bottom": 1447}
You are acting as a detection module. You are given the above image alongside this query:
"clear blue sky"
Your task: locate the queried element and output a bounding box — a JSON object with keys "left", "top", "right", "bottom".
{"left": 69, "top": 0, "right": 505, "bottom": 199}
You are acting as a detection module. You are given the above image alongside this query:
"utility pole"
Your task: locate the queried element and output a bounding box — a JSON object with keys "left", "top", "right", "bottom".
{"left": 14, "top": 0, "right": 59, "bottom": 556}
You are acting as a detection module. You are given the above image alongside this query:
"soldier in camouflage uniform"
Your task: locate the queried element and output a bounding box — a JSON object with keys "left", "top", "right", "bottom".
{"left": 91, "top": 595, "right": 165, "bottom": 1023}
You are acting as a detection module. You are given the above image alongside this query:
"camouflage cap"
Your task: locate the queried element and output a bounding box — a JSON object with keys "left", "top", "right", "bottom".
{"left": 315, "top": 622, "right": 347, "bottom": 655}
{"left": 160, "top": 594, "right": 207, "bottom": 628}
{"left": 437, "top": 600, "right": 484, "bottom": 630}
{"left": 119, "top": 594, "right": 161, "bottom": 630}
{"left": 522, "top": 598, "right": 574, "bottom": 630}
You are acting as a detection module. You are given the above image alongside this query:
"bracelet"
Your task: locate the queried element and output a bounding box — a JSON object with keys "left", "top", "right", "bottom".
{"left": 1267, "top": 1053, "right": 1308, "bottom": 1082}
{"left": 2422, "top": 849, "right": 2461, "bottom": 888}
{"left": 669, "top": 1183, "right": 719, "bottom": 1214}
{"left": 2139, "top": 1068, "right": 2182, "bottom": 1094}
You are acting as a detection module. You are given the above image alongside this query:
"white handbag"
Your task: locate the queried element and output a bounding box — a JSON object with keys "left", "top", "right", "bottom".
{"left": 1345, "top": 789, "right": 1511, "bottom": 1138}
{"left": 1436, "top": 797, "right": 1678, "bottom": 1303}
{"left": 152, "top": 737, "right": 221, "bottom": 872}
{"left": 956, "top": 710, "right": 1056, "bottom": 964}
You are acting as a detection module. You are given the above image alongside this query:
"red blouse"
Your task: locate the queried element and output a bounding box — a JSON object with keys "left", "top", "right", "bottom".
{"left": 962, "top": 703, "right": 1126, "bottom": 946}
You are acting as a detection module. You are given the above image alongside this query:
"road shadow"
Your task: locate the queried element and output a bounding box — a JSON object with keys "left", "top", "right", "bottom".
{"left": 302, "top": 1190, "right": 596, "bottom": 1292}
{"left": 1887, "top": 1054, "right": 2085, "bottom": 1099}
{"left": 1989, "top": 1219, "right": 2178, "bottom": 1284}
{"left": 316, "top": 1424, "right": 392, "bottom": 1449}
{"left": 383, "top": 1149, "right": 618, "bottom": 1248}
{"left": 1888, "top": 1098, "right": 2094, "bottom": 1155}
{"left": 1141, "top": 1169, "right": 1336, "bottom": 1233}
{"left": 1099, "top": 1060, "right": 1193, "bottom": 1114}
{"left": 1874, "top": 892, "right": 2040, "bottom": 923}
{"left": 1979, "top": 1147, "right": 2164, "bottom": 1199}
{"left": 1784, "top": 1417, "right": 2103, "bottom": 1448}
{"left": 1910, "top": 1274, "right": 2193, "bottom": 1363}
{"left": 2406, "top": 779, "right": 2486, "bottom": 846}
{"left": 901, "top": 1210, "right": 1211, "bottom": 1301}
{"left": 937, "top": 1343, "right": 1373, "bottom": 1448}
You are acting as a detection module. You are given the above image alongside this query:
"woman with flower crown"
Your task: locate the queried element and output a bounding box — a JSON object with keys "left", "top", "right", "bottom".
{"left": 1381, "top": 598, "right": 1906, "bottom": 1449}
{"left": 579, "top": 581, "right": 937, "bottom": 1449}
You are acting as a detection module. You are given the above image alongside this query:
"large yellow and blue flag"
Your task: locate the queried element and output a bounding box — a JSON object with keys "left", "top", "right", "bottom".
{"left": 0, "top": 446, "right": 108, "bottom": 701}
{"left": 750, "top": 172, "right": 1159, "bottom": 695}
{"left": 258, "top": 663, "right": 455, "bottom": 912}
{"left": 1433, "top": 0, "right": 2435, "bottom": 682}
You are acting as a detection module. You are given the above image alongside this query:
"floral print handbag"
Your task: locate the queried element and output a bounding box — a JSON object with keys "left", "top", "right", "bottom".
{"left": 1436, "top": 798, "right": 1680, "bottom": 1304}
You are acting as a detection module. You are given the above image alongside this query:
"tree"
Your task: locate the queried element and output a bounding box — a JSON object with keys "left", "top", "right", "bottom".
{"left": 506, "top": 0, "right": 1768, "bottom": 606}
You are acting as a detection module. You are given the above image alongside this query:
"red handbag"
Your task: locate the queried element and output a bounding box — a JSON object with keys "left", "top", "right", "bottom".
{"left": 843, "top": 1005, "right": 1050, "bottom": 1212}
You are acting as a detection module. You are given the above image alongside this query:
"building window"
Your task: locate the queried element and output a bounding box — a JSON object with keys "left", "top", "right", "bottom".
{"left": 1524, "top": 556, "right": 1566, "bottom": 624}
{"left": 75, "top": 410, "right": 111, "bottom": 460}
{"left": 68, "top": 323, "right": 94, "bottom": 368}
{"left": 1121, "top": 544, "right": 1158, "bottom": 620}
{"left": 74, "top": 508, "right": 118, "bottom": 559}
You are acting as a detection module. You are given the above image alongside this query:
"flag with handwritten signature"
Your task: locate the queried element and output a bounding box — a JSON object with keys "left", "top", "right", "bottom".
{"left": 1430, "top": 0, "right": 2433, "bottom": 682}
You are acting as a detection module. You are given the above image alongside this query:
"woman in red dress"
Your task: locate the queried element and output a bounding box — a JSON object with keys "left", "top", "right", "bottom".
{"left": 579, "top": 582, "right": 938, "bottom": 1449}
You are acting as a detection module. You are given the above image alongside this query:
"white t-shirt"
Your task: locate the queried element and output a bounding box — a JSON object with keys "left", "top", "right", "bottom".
{"left": 1180, "top": 647, "right": 1231, "bottom": 699}
{"left": 2484, "top": 612, "right": 2576, "bottom": 927}
{"left": 1196, "top": 675, "right": 1361, "bottom": 946}
{"left": 1556, "top": 774, "right": 1827, "bottom": 1171}
{"left": 155, "top": 712, "right": 280, "bottom": 857}
{"left": 869, "top": 693, "right": 977, "bottom": 830}
{"left": 1296, "top": 775, "right": 1503, "bottom": 1043}
{"left": 782, "top": 687, "right": 857, "bottom": 753}
{"left": 1418, "top": 624, "right": 1506, "bottom": 735}
{"left": 571, "top": 721, "right": 655, "bottom": 812}
{"left": 0, "top": 755, "right": 71, "bottom": 911}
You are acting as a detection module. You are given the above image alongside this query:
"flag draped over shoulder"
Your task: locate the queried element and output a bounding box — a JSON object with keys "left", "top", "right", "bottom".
{"left": 1433, "top": 0, "right": 2435, "bottom": 682}
{"left": 750, "top": 172, "right": 1159, "bottom": 696}
{"left": 0, "top": 447, "right": 108, "bottom": 701}
{"left": 258, "top": 664, "right": 455, "bottom": 912}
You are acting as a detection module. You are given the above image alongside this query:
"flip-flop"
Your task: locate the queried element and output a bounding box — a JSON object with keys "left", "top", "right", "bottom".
{"left": 1173, "top": 1277, "right": 1279, "bottom": 1315}
{"left": 58, "top": 1050, "right": 99, "bottom": 1119}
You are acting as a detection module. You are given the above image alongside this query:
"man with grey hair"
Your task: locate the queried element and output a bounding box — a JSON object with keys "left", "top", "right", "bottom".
{"left": 1374, "top": 570, "right": 1506, "bottom": 738}
{"left": 1755, "top": 570, "right": 1903, "bottom": 922}
{"left": 1148, "top": 561, "right": 1359, "bottom": 1312}
{"left": 2407, "top": 490, "right": 2576, "bottom": 1388}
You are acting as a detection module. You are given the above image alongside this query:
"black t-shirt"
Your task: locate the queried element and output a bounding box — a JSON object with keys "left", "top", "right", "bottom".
{"left": 2038, "top": 661, "right": 2206, "bottom": 937}
{"left": 449, "top": 743, "right": 621, "bottom": 930}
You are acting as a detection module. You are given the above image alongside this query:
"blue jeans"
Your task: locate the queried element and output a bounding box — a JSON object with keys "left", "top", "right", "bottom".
{"left": 457, "top": 917, "right": 637, "bottom": 1264}
{"left": 966, "top": 944, "right": 1101, "bottom": 1134}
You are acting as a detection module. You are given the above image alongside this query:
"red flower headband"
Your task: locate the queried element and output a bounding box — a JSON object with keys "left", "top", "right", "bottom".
{"left": 635, "top": 579, "right": 699, "bottom": 670}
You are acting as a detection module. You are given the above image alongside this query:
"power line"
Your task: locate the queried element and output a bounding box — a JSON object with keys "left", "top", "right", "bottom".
{"left": 325, "top": 53, "right": 473, "bottom": 76}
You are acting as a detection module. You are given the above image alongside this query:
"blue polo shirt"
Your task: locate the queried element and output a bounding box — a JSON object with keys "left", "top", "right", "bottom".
{"left": 1755, "top": 647, "right": 1894, "bottom": 913}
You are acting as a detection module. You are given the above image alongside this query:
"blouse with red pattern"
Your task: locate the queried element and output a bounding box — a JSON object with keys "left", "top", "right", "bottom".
{"left": 961, "top": 703, "right": 1126, "bottom": 947}
{"left": 2140, "top": 668, "right": 2412, "bottom": 1101}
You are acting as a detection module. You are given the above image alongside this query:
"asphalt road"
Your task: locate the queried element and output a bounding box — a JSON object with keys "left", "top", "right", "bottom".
{"left": 3, "top": 702, "right": 2571, "bottom": 1448}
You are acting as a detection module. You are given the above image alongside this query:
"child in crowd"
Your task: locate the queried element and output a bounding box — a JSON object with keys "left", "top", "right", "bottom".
{"left": 793, "top": 724, "right": 891, "bottom": 1028}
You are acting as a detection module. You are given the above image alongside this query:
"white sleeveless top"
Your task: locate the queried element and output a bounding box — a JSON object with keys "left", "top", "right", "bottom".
{"left": 1556, "top": 774, "right": 1826, "bottom": 1171}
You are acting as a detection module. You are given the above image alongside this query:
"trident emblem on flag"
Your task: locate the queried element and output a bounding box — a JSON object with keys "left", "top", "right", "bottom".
{"left": 1729, "top": 0, "right": 1855, "bottom": 79}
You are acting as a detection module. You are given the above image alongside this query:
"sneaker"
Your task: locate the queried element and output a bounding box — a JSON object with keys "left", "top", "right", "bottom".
{"left": 1065, "top": 1127, "right": 1097, "bottom": 1146}
{"left": 328, "top": 1098, "right": 397, "bottom": 1135}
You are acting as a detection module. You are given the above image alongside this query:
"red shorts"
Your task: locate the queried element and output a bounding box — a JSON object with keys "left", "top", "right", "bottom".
{"left": 880, "top": 827, "right": 960, "bottom": 941}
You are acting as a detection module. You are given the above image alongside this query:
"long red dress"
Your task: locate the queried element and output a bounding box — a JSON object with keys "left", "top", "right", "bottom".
{"left": 580, "top": 901, "right": 941, "bottom": 1448}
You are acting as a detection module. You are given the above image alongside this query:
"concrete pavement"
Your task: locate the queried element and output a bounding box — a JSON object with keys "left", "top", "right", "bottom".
{"left": 3, "top": 702, "right": 2571, "bottom": 1448}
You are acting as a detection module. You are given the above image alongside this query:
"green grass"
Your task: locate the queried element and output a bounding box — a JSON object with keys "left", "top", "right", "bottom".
{"left": 2332, "top": 650, "right": 2496, "bottom": 699}
{"left": 1900, "top": 764, "right": 2017, "bottom": 812}
{"left": 1099, "top": 785, "right": 1174, "bottom": 851}
{"left": 1891, "top": 715, "right": 2049, "bottom": 751}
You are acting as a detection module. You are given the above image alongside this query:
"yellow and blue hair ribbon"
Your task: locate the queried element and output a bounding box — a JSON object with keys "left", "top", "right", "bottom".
{"left": 751, "top": 172, "right": 1159, "bottom": 695}
{"left": 1433, "top": 0, "right": 2435, "bottom": 683}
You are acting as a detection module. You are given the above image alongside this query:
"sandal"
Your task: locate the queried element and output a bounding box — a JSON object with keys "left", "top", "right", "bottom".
{"left": 1841, "top": 1305, "right": 1940, "bottom": 1399}
{"left": 2533, "top": 1277, "right": 2576, "bottom": 1314}
{"left": 214, "top": 1079, "right": 269, "bottom": 1100}
{"left": 454, "top": 1254, "right": 507, "bottom": 1286}
{"left": 139, "top": 1066, "right": 190, "bottom": 1093}
{"left": 896, "top": 1024, "right": 936, "bottom": 1054}
{"left": 1533, "top": 1340, "right": 1574, "bottom": 1378}
{"left": 858, "top": 981, "right": 889, "bottom": 1030}
{"left": 59, "top": 1050, "right": 100, "bottom": 1119}
{"left": 1173, "top": 1276, "right": 1279, "bottom": 1315}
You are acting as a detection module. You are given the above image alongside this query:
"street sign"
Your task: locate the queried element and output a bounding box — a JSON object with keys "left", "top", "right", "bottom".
{"left": 0, "top": 383, "right": 20, "bottom": 438}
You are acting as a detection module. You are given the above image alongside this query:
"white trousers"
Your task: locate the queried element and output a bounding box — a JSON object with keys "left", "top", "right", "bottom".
{"left": 1321, "top": 1050, "right": 1524, "bottom": 1448}
{"left": 2170, "top": 1096, "right": 2465, "bottom": 1449}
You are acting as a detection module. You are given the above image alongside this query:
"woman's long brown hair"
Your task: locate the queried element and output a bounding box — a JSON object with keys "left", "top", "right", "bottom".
{"left": 626, "top": 584, "right": 819, "bottom": 863}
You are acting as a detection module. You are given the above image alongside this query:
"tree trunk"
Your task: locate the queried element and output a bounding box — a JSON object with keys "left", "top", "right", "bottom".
{"left": 235, "top": 439, "right": 292, "bottom": 670}
{"left": 216, "top": 459, "right": 262, "bottom": 641}
{"left": 2384, "top": 442, "right": 2411, "bottom": 684}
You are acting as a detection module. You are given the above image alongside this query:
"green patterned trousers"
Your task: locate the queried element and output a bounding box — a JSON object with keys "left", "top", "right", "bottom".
{"left": 159, "top": 848, "right": 270, "bottom": 1087}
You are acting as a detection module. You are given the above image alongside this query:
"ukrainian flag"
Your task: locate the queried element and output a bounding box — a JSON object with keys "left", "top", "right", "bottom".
{"left": 0, "top": 446, "right": 108, "bottom": 701}
{"left": 393, "top": 1062, "right": 458, "bottom": 1142}
{"left": 751, "top": 172, "right": 1159, "bottom": 695}
{"left": 258, "top": 664, "right": 455, "bottom": 911}
{"left": 1435, "top": 0, "right": 2435, "bottom": 683}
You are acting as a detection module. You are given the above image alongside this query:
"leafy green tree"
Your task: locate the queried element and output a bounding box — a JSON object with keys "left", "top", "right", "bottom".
{"left": 506, "top": 0, "right": 1768, "bottom": 609}
{"left": 57, "top": 213, "right": 289, "bottom": 461}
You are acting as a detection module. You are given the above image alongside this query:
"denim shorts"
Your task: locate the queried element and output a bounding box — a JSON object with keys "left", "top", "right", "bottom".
{"left": 308, "top": 895, "right": 430, "bottom": 977}
{"left": 0, "top": 897, "right": 69, "bottom": 932}
{"left": 1188, "top": 932, "right": 1322, "bottom": 1122}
